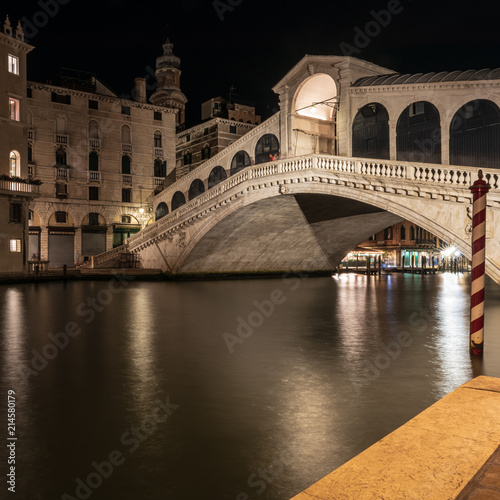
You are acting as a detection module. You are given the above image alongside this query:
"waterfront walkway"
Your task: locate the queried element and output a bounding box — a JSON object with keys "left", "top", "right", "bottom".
{"left": 291, "top": 376, "right": 500, "bottom": 499}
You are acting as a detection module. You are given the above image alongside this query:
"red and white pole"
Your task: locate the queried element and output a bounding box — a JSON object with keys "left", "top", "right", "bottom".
{"left": 469, "top": 170, "right": 490, "bottom": 356}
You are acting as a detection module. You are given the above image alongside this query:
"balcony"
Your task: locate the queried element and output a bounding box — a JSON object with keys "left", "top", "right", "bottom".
{"left": 122, "top": 174, "right": 132, "bottom": 184}
{"left": 122, "top": 143, "right": 132, "bottom": 153}
{"left": 56, "top": 134, "right": 69, "bottom": 145}
{"left": 55, "top": 166, "right": 69, "bottom": 179}
{"left": 89, "top": 138, "right": 101, "bottom": 149}
{"left": 88, "top": 171, "right": 101, "bottom": 182}
{"left": 154, "top": 148, "right": 164, "bottom": 157}
{"left": 27, "top": 129, "right": 34, "bottom": 141}
{"left": 154, "top": 177, "right": 165, "bottom": 187}
{"left": 0, "top": 179, "right": 40, "bottom": 194}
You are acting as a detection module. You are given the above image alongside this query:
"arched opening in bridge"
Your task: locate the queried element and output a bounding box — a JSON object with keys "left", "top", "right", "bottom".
{"left": 230, "top": 151, "right": 251, "bottom": 176}
{"left": 396, "top": 101, "right": 441, "bottom": 164}
{"left": 352, "top": 103, "right": 390, "bottom": 159}
{"left": 189, "top": 179, "right": 205, "bottom": 200}
{"left": 155, "top": 202, "right": 169, "bottom": 221}
{"left": 294, "top": 74, "right": 338, "bottom": 121}
{"left": 450, "top": 99, "right": 500, "bottom": 168}
{"left": 208, "top": 166, "right": 227, "bottom": 189}
{"left": 171, "top": 191, "right": 186, "bottom": 211}
{"left": 255, "top": 134, "right": 280, "bottom": 164}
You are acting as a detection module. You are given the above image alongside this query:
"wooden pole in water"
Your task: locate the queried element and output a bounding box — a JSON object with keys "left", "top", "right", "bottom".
{"left": 469, "top": 170, "right": 490, "bottom": 356}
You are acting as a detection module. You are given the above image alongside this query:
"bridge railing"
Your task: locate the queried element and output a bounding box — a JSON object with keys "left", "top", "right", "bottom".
{"left": 109, "top": 153, "right": 500, "bottom": 255}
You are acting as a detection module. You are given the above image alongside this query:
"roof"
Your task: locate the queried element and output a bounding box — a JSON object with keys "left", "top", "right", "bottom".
{"left": 352, "top": 68, "right": 500, "bottom": 87}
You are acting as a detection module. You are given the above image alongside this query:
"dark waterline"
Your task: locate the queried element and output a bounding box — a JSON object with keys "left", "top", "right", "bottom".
{"left": 1, "top": 273, "right": 499, "bottom": 500}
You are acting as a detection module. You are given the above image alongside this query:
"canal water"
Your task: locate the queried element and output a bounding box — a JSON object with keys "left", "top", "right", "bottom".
{"left": 1, "top": 273, "right": 500, "bottom": 500}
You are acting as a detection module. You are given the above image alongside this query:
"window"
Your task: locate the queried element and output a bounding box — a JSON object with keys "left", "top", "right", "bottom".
{"left": 154, "top": 132, "right": 162, "bottom": 148}
{"left": 230, "top": 125, "right": 237, "bottom": 134}
{"left": 51, "top": 92, "right": 71, "bottom": 105}
{"left": 121, "top": 155, "right": 131, "bottom": 174}
{"left": 56, "top": 183, "right": 67, "bottom": 197}
{"left": 9, "top": 98, "right": 19, "bottom": 121}
{"left": 121, "top": 125, "right": 131, "bottom": 144}
{"left": 122, "top": 189, "right": 131, "bottom": 203}
{"left": 121, "top": 106, "right": 130, "bottom": 115}
{"left": 184, "top": 152, "right": 192, "bottom": 165}
{"left": 89, "top": 186, "right": 99, "bottom": 200}
{"left": 186, "top": 134, "right": 190, "bottom": 142}
{"left": 154, "top": 111, "right": 162, "bottom": 121}
{"left": 56, "top": 148, "right": 67, "bottom": 166}
{"left": 8, "top": 55, "right": 19, "bottom": 75}
{"left": 28, "top": 144, "right": 33, "bottom": 163}
{"left": 88, "top": 213, "right": 99, "bottom": 226}
{"left": 384, "top": 227, "right": 393, "bottom": 240}
{"left": 89, "top": 99, "right": 99, "bottom": 110}
{"left": 202, "top": 146, "right": 210, "bottom": 160}
{"left": 154, "top": 159, "right": 166, "bottom": 177}
{"left": 204, "top": 128, "right": 208, "bottom": 136}
{"left": 401, "top": 225, "right": 406, "bottom": 240}
{"left": 9, "top": 151, "right": 20, "bottom": 177}
{"left": 27, "top": 88, "right": 32, "bottom": 98}
{"left": 55, "top": 211, "right": 67, "bottom": 223}
{"left": 9, "top": 239, "right": 21, "bottom": 253}
{"left": 122, "top": 215, "right": 131, "bottom": 224}
{"left": 89, "top": 152, "right": 99, "bottom": 171}
{"left": 9, "top": 203, "right": 22, "bottom": 222}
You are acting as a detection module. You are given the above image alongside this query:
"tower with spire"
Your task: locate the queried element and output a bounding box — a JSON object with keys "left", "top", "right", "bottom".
{"left": 150, "top": 37, "right": 187, "bottom": 130}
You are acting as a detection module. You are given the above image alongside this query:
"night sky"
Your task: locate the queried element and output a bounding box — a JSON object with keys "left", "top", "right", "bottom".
{"left": 5, "top": 0, "right": 500, "bottom": 126}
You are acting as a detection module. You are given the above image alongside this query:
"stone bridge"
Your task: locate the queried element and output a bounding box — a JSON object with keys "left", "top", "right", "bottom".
{"left": 92, "top": 154, "right": 500, "bottom": 283}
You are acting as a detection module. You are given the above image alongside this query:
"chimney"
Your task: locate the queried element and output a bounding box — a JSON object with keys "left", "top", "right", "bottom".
{"left": 134, "top": 77, "right": 146, "bottom": 103}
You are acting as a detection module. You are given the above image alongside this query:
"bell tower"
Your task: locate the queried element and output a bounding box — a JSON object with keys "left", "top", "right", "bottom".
{"left": 150, "top": 37, "right": 187, "bottom": 129}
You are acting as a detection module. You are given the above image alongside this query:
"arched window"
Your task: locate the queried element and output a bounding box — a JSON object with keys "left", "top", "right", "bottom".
{"left": 410, "top": 226, "right": 416, "bottom": 240}
{"left": 352, "top": 103, "right": 390, "bottom": 159}
{"left": 384, "top": 227, "right": 393, "bottom": 240}
{"left": 155, "top": 202, "right": 169, "bottom": 221}
{"left": 121, "top": 155, "right": 131, "bottom": 174}
{"left": 56, "top": 147, "right": 67, "bottom": 166}
{"left": 154, "top": 159, "right": 166, "bottom": 177}
{"left": 28, "top": 144, "right": 33, "bottom": 163}
{"left": 396, "top": 101, "right": 441, "bottom": 163}
{"left": 171, "top": 191, "right": 186, "bottom": 211}
{"left": 89, "top": 151, "right": 99, "bottom": 171}
{"left": 255, "top": 134, "right": 280, "bottom": 164}
{"left": 121, "top": 125, "right": 131, "bottom": 144}
{"left": 154, "top": 131, "right": 162, "bottom": 148}
{"left": 188, "top": 179, "right": 205, "bottom": 200}
{"left": 208, "top": 166, "right": 227, "bottom": 189}
{"left": 230, "top": 150, "right": 251, "bottom": 175}
{"left": 400, "top": 224, "right": 406, "bottom": 240}
{"left": 88, "top": 120, "right": 99, "bottom": 139}
{"left": 450, "top": 99, "right": 500, "bottom": 168}
{"left": 202, "top": 145, "right": 211, "bottom": 160}
{"left": 9, "top": 151, "right": 20, "bottom": 177}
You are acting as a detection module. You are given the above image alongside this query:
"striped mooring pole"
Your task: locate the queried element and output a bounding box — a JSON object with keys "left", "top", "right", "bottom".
{"left": 470, "top": 170, "right": 490, "bottom": 356}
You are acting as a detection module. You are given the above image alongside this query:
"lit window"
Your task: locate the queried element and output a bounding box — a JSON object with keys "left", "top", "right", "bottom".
{"left": 9, "top": 151, "right": 20, "bottom": 177}
{"left": 9, "top": 239, "right": 21, "bottom": 252}
{"left": 8, "top": 55, "right": 19, "bottom": 75}
{"left": 9, "top": 98, "right": 19, "bottom": 121}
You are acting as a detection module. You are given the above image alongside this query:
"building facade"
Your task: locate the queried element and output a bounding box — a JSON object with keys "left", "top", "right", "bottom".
{"left": 0, "top": 16, "right": 39, "bottom": 273}
{"left": 24, "top": 38, "right": 180, "bottom": 268}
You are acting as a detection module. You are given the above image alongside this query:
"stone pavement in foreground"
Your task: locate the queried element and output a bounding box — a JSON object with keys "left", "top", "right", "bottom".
{"left": 291, "top": 376, "right": 500, "bottom": 500}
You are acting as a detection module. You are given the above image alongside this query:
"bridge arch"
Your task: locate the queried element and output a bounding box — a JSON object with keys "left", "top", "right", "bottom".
{"left": 230, "top": 150, "right": 251, "bottom": 175}
{"left": 155, "top": 202, "right": 169, "bottom": 221}
{"left": 352, "top": 103, "right": 390, "bottom": 159}
{"left": 208, "top": 166, "right": 227, "bottom": 189}
{"left": 396, "top": 101, "right": 441, "bottom": 164}
{"left": 188, "top": 179, "right": 205, "bottom": 200}
{"left": 450, "top": 99, "right": 500, "bottom": 169}
{"left": 255, "top": 134, "right": 280, "bottom": 164}
{"left": 171, "top": 191, "right": 186, "bottom": 211}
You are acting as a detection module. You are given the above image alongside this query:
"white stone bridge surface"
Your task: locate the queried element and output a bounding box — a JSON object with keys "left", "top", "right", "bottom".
{"left": 91, "top": 154, "right": 500, "bottom": 283}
